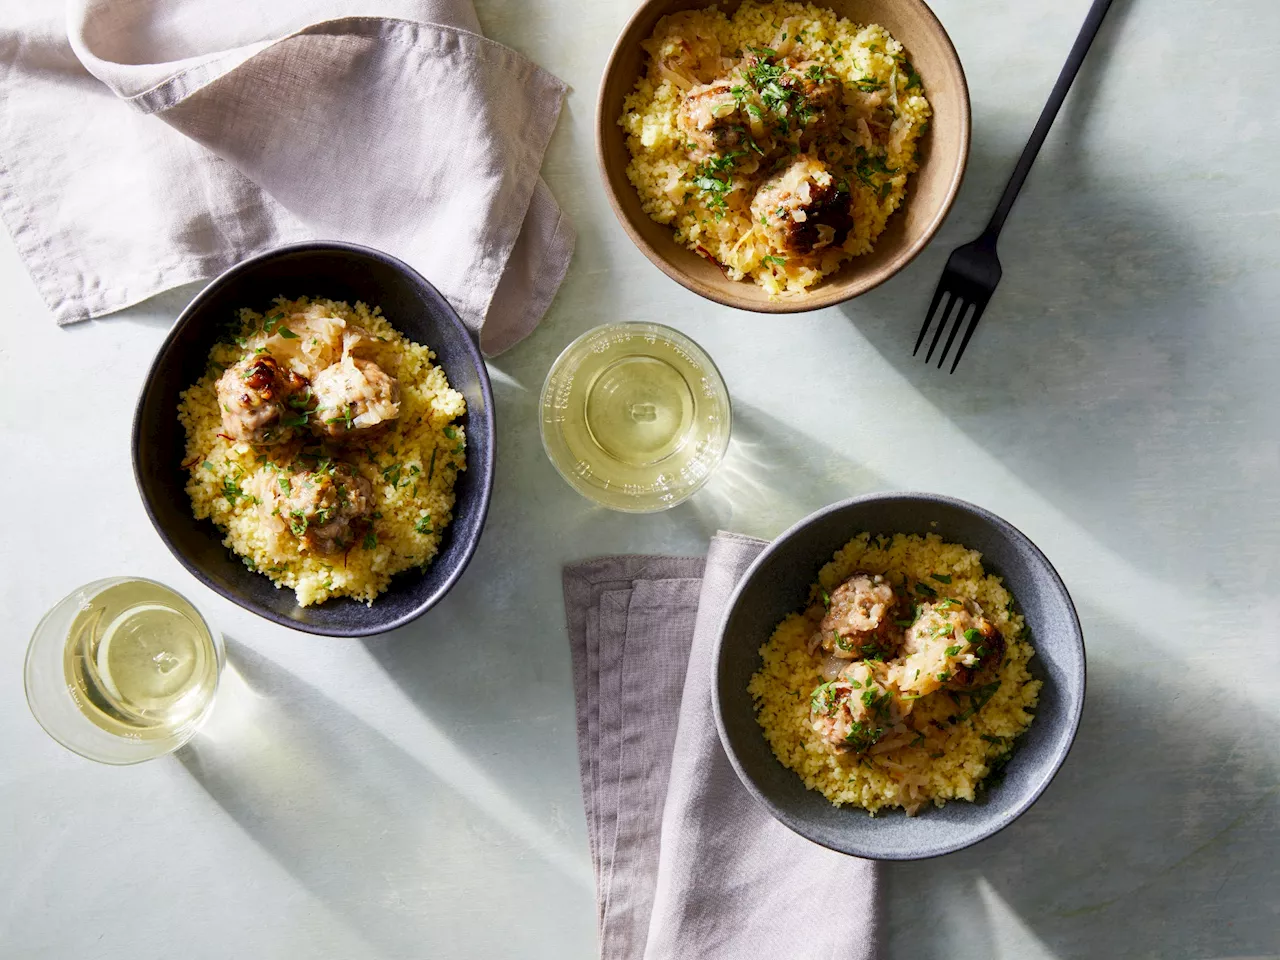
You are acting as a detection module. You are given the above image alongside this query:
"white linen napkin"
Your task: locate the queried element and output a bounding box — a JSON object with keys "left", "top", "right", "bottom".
{"left": 563, "top": 534, "right": 883, "bottom": 960}
{"left": 0, "top": 0, "right": 572, "bottom": 355}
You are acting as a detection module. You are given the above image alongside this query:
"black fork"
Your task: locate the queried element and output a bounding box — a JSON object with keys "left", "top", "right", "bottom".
{"left": 915, "top": 0, "right": 1116, "bottom": 373}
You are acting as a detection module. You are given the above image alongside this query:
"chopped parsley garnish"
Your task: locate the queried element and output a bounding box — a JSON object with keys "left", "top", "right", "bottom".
{"left": 286, "top": 387, "right": 313, "bottom": 411}
{"left": 931, "top": 573, "right": 952, "bottom": 584}
{"left": 691, "top": 153, "right": 738, "bottom": 217}
{"left": 760, "top": 255, "right": 787, "bottom": 266}
{"left": 277, "top": 326, "right": 300, "bottom": 340}
{"left": 262, "top": 313, "right": 284, "bottom": 335}
{"left": 427, "top": 448, "right": 438, "bottom": 482}
{"left": 895, "top": 618, "right": 915, "bottom": 627}
{"left": 964, "top": 628, "right": 983, "bottom": 643}
{"left": 860, "top": 688, "right": 891, "bottom": 719}
{"left": 325, "top": 404, "right": 356, "bottom": 430}
{"left": 221, "top": 475, "right": 246, "bottom": 506}
{"left": 278, "top": 476, "right": 291, "bottom": 494}
{"left": 843, "top": 720, "right": 885, "bottom": 752}
{"left": 202, "top": 461, "right": 214, "bottom": 472}
{"left": 820, "top": 587, "right": 831, "bottom": 608}
{"left": 362, "top": 529, "right": 378, "bottom": 550}
{"left": 913, "top": 582, "right": 937, "bottom": 597}
{"left": 854, "top": 77, "right": 884, "bottom": 92}
{"left": 953, "top": 681, "right": 1002, "bottom": 722}
{"left": 443, "top": 426, "right": 457, "bottom": 440}
{"left": 414, "top": 515, "right": 433, "bottom": 535}
{"left": 810, "top": 681, "right": 839, "bottom": 715}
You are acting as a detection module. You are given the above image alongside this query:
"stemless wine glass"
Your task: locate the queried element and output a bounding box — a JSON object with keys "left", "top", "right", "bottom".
{"left": 540, "top": 322, "right": 732, "bottom": 513}
{"left": 25, "top": 577, "right": 224, "bottom": 764}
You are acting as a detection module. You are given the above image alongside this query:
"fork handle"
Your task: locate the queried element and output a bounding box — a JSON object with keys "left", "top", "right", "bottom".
{"left": 981, "top": 0, "right": 1116, "bottom": 243}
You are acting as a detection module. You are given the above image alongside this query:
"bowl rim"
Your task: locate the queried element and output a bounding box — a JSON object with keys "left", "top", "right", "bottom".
{"left": 130, "top": 239, "right": 496, "bottom": 638}
{"left": 711, "top": 491, "right": 1087, "bottom": 859}
{"left": 595, "top": 0, "right": 972, "bottom": 313}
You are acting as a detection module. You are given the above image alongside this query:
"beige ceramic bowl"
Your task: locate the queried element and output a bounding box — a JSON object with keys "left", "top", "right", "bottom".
{"left": 596, "top": 0, "right": 971, "bottom": 312}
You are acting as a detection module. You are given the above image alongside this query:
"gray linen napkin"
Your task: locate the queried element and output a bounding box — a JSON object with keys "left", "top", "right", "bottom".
{"left": 564, "top": 533, "right": 882, "bottom": 960}
{"left": 0, "top": 0, "right": 571, "bottom": 355}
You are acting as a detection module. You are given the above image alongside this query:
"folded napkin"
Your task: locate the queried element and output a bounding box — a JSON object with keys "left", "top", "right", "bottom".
{"left": 563, "top": 534, "right": 882, "bottom": 960}
{"left": 0, "top": 0, "right": 572, "bottom": 355}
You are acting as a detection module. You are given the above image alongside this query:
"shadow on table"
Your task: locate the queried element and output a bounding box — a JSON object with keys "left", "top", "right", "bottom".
{"left": 359, "top": 389, "right": 1278, "bottom": 957}
{"left": 358, "top": 399, "right": 893, "bottom": 897}
{"left": 836, "top": 0, "right": 1280, "bottom": 591}
{"left": 888, "top": 599, "right": 1280, "bottom": 959}
{"left": 512, "top": 398, "right": 896, "bottom": 557}
{"left": 178, "top": 638, "right": 591, "bottom": 958}
{"left": 687, "top": 402, "right": 893, "bottom": 539}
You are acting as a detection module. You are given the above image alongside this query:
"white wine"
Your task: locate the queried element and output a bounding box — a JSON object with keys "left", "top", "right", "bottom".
{"left": 63, "top": 579, "right": 220, "bottom": 740}
{"left": 541, "top": 323, "right": 731, "bottom": 512}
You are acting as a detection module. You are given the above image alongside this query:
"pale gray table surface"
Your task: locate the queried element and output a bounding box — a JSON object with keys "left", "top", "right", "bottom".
{"left": 1, "top": 0, "right": 1277, "bottom": 957}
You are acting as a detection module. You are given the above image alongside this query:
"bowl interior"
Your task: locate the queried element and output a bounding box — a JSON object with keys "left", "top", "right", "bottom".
{"left": 715, "top": 494, "right": 1085, "bottom": 859}
{"left": 597, "top": 0, "right": 971, "bottom": 311}
{"left": 133, "top": 243, "right": 494, "bottom": 637}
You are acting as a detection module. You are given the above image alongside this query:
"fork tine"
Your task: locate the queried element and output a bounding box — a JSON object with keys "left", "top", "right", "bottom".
{"left": 948, "top": 300, "right": 988, "bottom": 374}
{"left": 935, "top": 299, "right": 971, "bottom": 369}
{"left": 924, "top": 292, "right": 959, "bottom": 364}
{"left": 913, "top": 283, "right": 948, "bottom": 355}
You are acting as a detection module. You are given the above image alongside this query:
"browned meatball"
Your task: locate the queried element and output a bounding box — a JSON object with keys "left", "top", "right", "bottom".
{"left": 893, "top": 599, "right": 1004, "bottom": 699}
{"left": 810, "top": 571, "right": 902, "bottom": 660}
{"left": 750, "top": 156, "right": 853, "bottom": 256}
{"left": 949, "top": 620, "right": 1005, "bottom": 691}
{"left": 310, "top": 357, "right": 401, "bottom": 441}
{"left": 215, "top": 354, "right": 307, "bottom": 446}
{"left": 278, "top": 460, "right": 374, "bottom": 554}
{"left": 779, "top": 60, "right": 842, "bottom": 145}
{"left": 677, "top": 78, "right": 755, "bottom": 157}
{"left": 808, "top": 661, "right": 903, "bottom": 752}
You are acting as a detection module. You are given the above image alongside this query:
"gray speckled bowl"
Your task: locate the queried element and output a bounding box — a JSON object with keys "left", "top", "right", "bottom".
{"left": 713, "top": 493, "right": 1085, "bottom": 860}
{"left": 132, "top": 242, "right": 494, "bottom": 638}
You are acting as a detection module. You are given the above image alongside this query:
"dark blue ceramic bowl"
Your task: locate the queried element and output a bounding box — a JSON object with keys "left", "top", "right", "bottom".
{"left": 714, "top": 493, "right": 1085, "bottom": 859}
{"left": 132, "top": 242, "right": 495, "bottom": 638}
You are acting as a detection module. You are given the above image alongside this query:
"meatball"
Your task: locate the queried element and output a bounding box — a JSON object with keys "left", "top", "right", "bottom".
{"left": 811, "top": 572, "right": 902, "bottom": 660}
{"left": 894, "top": 598, "right": 1003, "bottom": 699}
{"left": 809, "top": 661, "right": 904, "bottom": 752}
{"left": 677, "top": 78, "right": 755, "bottom": 157}
{"left": 750, "top": 156, "right": 853, "bottom": 256}
{"left": 310, "top": 356, "right": 401, "bottom": 440}
{"left": 950, "top": 621, "right": 1005, "bottom": 691}
{"left": 779, "top": 60, "right": 842, "bottom": 145}
{"left": 278, "top": 460, "right": 374, "bottom": 554}
{"left": 215, "top": 353, "right": 307, "bottom": 445}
